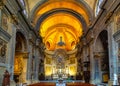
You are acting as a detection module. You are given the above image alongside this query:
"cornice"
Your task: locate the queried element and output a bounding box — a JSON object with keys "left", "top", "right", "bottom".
{"left": 0, "top": 27, "right": 11, "bottom": 42}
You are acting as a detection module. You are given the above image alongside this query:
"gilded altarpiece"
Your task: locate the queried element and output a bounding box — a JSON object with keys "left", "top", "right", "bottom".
{"left": 14, "top": 53, "right": 28, "bottom": 83}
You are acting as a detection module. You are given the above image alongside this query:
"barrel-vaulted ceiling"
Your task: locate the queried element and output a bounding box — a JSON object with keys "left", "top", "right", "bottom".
{"left": 29, "top": 0, "right": 94, "bottom": 51}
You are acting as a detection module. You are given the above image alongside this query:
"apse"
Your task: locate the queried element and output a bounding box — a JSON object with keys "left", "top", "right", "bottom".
{"left": 32, "top": 0, "right": 91, "bottom": 79}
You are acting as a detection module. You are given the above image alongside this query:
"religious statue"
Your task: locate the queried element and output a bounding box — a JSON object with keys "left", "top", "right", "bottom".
{"left": 2, "top": 70, "right": 10, "bottom": 86}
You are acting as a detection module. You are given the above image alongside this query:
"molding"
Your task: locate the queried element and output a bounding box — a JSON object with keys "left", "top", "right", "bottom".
{"left": 113, "top": 30, "right": 120, "bottom": 42}
{"left": 45, "top": 48, "right": 77, "bottom": 55}
{"left": 0, "top": 63, "right": 7, "bottom": 67}
{"left": 0, "top": 27, "right": 11, "bottom": 42}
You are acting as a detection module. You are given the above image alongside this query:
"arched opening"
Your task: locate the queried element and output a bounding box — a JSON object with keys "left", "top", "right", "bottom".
{"left": 13, "top": 32, "right": 28, "bottom": 84}
{"left": 94, "top": 30, "right": 109, "bottom": 83}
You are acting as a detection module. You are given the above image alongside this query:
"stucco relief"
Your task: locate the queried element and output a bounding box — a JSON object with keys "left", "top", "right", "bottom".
{"left": 0, "top": 38, "right": 7, "bottom": 63}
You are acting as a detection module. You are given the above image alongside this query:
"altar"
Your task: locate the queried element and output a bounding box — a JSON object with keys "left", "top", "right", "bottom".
{"left": 44, "top": 49, "right": 77, "bottom": 80}
{"left": 52, "top": 73, "right": 68, "bottom": 80}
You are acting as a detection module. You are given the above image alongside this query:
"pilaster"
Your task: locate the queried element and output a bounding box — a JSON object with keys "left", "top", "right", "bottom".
{"left": 7, "top": 18, "right": 17, "bottom": 80}
{"left": 26, "top": 40, "right": 33, "bottom": 83}
{"left": 34, "top": 39, "right": 40, "bottom": 81}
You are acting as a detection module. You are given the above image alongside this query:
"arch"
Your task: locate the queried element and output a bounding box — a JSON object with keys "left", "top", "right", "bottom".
{"left": 94, "top": 30, "right": 108, "bottom": 50}
{"left": 15, "top": 31, "right": 27, "bottom": 52}
{"left": 94, "top": 30, "right": 109, "bottom": 83}
{"left": 30, "top": 0, "right": 94, "bottom": 22}
{"left": 14, "top": 31, "right": 28, "bottom": 83}
{"left": 36, "top": 8, "right": 87, "bottom": 33}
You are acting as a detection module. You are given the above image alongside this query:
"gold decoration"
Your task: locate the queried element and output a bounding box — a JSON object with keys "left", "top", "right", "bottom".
{"left": 14, "top": 56, "right": 23, "bottom": 75}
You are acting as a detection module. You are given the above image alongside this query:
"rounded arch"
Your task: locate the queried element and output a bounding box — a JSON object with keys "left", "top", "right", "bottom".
{"left": 93, "top": 30, "right": 109, "bottom": 83}
{"left": 15, "top": 31, "right": 27, "bottom": 52}
{"left": 30, "top": 0, "right": 94, "bottom": 24}
{"left": 36, "top": 8, "right": 87, "bottom": 33}
{"left": 94, "top": 30, "right": 108, "bottom": 51}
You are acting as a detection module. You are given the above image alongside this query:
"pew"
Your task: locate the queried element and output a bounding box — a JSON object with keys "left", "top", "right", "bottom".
{"left": 28, "top": 82, "right": 56, "bottom": 86}
{"left": 66, "top": 82, "right": 95, "bottom": 86}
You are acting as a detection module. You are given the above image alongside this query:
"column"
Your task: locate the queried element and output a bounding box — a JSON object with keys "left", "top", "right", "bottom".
{"left": 108, "top": 22, "right": 119, "bottom": 85}
{"left": 89, "top": 42, "right": 95, "bottom": 84}
{"left": 26, "top": 40, "right": 33, "bottom": 83}
{"left": 34, "top": 47, "right": 40, "bottom": 81}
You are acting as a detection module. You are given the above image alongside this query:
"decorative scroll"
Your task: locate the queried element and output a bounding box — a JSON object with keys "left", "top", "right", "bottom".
{"left": 0, "top": 38, "right": 7, "bottom": 63}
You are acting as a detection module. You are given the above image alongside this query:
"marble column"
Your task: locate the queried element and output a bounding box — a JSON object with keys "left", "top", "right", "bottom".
{"left": 108, "top": 22, "right": 119, "bottom": 85}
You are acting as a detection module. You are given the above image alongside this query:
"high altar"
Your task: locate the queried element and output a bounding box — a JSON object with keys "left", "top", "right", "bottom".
{"left": 44, "top": 49, "right": 77, "bottom": 80}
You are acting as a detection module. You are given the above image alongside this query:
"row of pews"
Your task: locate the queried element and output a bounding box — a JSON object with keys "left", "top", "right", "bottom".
{"left": 28, "top": 82, "right": 95, "bottom": 86}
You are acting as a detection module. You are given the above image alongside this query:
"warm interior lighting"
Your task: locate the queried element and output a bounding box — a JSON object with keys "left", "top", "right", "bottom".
{"left": 45, "top": 66, "right": 52, "bottom": 76}
{"left": 69, "top": 66, "right": 76, "bottom": 76}
{"left": 34, "top": 0, "right": 90, "bottom": 25}
{"left": 40, "top": 13, "right": 83, "bottom": 51}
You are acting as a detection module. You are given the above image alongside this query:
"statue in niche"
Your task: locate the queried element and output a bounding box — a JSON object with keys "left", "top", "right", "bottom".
{"left": 2, "top": 70, "right": 10, "bottom": 86}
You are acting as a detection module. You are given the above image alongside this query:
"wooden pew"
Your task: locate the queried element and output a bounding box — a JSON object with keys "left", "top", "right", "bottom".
{"left": 66, "top": 82, "right": 95, "bottom": 86}
{"left": 28, "top": 82, "right": 56, "bottom": 86}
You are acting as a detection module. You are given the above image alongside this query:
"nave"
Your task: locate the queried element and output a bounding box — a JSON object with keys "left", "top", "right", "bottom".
{"left": 0, "top": 0, "right": 120, "bottom": 86}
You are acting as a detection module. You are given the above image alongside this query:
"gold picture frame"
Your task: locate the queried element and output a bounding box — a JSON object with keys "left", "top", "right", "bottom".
{"left": 102, "top": 73, "right": 109, "bottom": 83}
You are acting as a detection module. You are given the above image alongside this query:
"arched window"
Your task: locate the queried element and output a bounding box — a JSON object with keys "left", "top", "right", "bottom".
{"left": 19, "top": 0, "right": 25, "bottom": 6}
{"left": 19, "top": 0, "right": 28, "bottom": 17}
{"left": 95, "top": 0, "right": 104, "bottom": 16}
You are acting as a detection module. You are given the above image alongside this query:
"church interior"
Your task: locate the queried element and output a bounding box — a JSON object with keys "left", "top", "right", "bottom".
{"left": 0, "top": 0, "right": 120, "bottom": 86}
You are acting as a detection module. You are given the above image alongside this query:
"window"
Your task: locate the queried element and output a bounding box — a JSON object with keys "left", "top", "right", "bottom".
{"left": 19, "top": 0, "right": 25, "bottom": 6}
{"left": 19, "top": 0, "right": 28, "bottom": 17}
{"left": 95, "top": 0, "right": 104, "bottom": 16}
